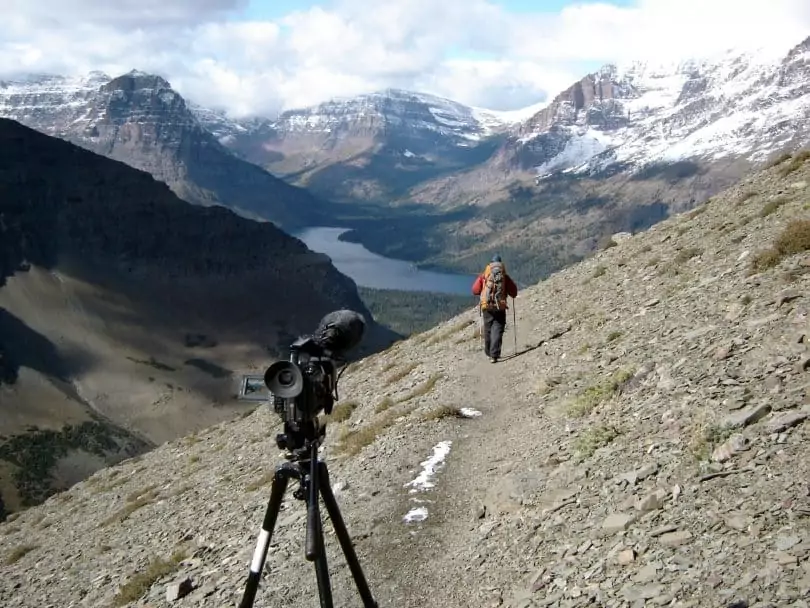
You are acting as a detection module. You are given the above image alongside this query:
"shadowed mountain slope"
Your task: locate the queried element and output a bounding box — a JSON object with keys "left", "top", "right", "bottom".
{"left": 0, "top": 117, "right": 396, "bottom": 515}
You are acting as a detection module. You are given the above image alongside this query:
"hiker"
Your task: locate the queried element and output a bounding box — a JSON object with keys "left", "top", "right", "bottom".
{"left": 472, "top": 254, "right": 518, "bottom": 363}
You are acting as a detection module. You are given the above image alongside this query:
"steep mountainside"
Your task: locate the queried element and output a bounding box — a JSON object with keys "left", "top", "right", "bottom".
{"left": 0, "top": 118, "right": 395, "bottom": 516}
{"left": 495, "top": 40, "right": 810, "bottom": 178}
{"left": 1, "top": 146, "right": 807, "bottom": 607}
{"left": 346, "top": 36, "right": 810, "bottom": 284}
{"left": 192, "top": 89, "right": 537, "bottom": 204}
{"left": 0, "top": 71, "right": 335, "bottom": 230}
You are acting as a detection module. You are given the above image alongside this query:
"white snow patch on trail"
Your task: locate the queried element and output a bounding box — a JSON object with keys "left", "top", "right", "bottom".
{"left": 459, "top": 407, "right": 482, "bottom": 418}
{"left": 403, "top": 506, "right": 429, "bottom": 523}
{"left": 402, "top": 440, "right": 452, "bottom": 524}
{"left": 404, "top": 440, "right": 452, "bottom": 493}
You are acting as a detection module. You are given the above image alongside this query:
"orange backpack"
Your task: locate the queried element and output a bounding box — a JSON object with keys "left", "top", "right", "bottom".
{"left": 480, "top": 262, "right": 508, "bottom": 311}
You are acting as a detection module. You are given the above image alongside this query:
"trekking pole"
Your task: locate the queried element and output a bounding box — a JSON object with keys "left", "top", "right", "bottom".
{"left": 478, "top": 305, "right": 485, "bottom": 350}
{"left": 512, "top": 297, "right": 517, "bottom": 356}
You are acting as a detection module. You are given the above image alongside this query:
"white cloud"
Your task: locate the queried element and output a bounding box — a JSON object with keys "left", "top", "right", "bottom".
{"left": 0, "top": 0, "right": 808, "bottom": 118}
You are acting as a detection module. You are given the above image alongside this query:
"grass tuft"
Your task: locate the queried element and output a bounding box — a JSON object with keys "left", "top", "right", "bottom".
{"left": 385, "top": 362, "right": 418, "bottom": 385}
{"left": 777, "top": 149, "right": 810, "bottom": 177}
{"left": 420, "top": 405, "right": 463, "bottom": 422}
{"left": 750, "top": 219, "right": 810, "bottom": 273}
{"left": 567, "top": 368, "right": 635, "bottom": 417}
{"left": 327, "top": 400, "right": 359, "bottom": 423}
{"left": 573, "top": 425, "right": 620, "bottom": 459}
{"left": 4, "top": 543, "right": 38, "bottom": 565}
{"left": 759, "top": 196, "right": 789, "bottom": 218}
{"left": 110, "top": 549, "right": 188, "bottom": 607}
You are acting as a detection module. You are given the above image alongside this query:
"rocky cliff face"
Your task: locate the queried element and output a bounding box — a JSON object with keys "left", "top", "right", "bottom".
{"left": 0, "top": 71, "right": 334, "bottom": 230}
{"left": 0, "top": 142, "right": 807, "bottom": 607}
{"left": 0, "top": 118, "right": 395, "bottom": 517}
{"left": 498, "top": 37, "right": 810, "bottom": 177}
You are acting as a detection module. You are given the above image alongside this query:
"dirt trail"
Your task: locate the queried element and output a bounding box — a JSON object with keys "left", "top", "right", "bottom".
{"left": 358, "top": 350, "right": 543, "bottom": 608}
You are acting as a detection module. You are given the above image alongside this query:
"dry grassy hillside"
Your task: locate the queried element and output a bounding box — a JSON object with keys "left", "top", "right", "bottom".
{"left": 0, "top": 151, "right": 808, "bottom": 607}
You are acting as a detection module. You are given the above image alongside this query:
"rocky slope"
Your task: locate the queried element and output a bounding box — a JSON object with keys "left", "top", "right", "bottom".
{"left": 1, "top": 146, "right": 807, "bottom": 607}
{"left": 0, "top": 71, "right": 335, "bottom": 230}
{"left": 193, "top": 89, "right": 539, "bottom": 205}
{"left": 0, "top": 118, "right": 395, "bottom": 517}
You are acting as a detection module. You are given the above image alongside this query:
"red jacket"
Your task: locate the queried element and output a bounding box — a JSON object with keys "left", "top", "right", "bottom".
{"left": 472, "top": 269, "right": 518, "bottom": 300}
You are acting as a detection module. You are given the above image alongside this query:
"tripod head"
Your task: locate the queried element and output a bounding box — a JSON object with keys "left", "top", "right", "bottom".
{"left": 263, "top": 310, "right": 366, "bottom": 461}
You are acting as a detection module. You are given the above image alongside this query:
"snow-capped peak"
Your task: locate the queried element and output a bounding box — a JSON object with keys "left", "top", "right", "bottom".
{"left": 516, "top": 35, "right": 810, "bottom": 180}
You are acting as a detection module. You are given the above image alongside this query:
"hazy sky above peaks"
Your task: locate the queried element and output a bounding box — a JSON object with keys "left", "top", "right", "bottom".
{"left": 2, "top": 0, "right": 809, "bottom": 118}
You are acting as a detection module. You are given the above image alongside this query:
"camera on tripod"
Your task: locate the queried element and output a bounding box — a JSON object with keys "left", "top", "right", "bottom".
{"left": 262, "top": 310, "right": 366, "bottom": 457}
{"left": 264, "top": 336, "right": 337, "bottom": 454}
{"left": 238, "top": 310, "right": 379, "bottom": 608}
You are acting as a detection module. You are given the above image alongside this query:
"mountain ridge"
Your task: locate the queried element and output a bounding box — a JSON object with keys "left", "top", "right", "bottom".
{"left": 0, "top": 71, "right": 336, "bottom": 230}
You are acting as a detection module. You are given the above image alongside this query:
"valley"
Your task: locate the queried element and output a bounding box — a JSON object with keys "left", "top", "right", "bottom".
{"left": 3, "top": 36, "right": 809, "bottom": 289}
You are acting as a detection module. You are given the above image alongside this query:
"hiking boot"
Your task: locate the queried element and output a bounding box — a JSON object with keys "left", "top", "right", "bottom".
{"left": 490, "top": 356, "right": 498, "bottom": 363}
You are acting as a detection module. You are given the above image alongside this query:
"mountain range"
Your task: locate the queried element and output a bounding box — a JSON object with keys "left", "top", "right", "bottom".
{"left": 0, "top": 71, "right": 335, "bottom": 231}
{"left": 0, "top": 117, "right": 395, "bottom": 515}
{"left": 1, "top": 35, "right": 809, "bottom": 285}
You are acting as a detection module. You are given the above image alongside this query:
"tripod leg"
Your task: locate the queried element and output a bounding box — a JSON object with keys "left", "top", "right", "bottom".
{"left": 239, "top": 469, "right": 290, "bottom": 608}
{"left": 307, "top": 452, "right": 335, "bottom": 608}
{"left": 317, "top": 461, "right": 379, "bottom": 608}
{"left": 306, "top": 451, "right": 323, "bottom": 561}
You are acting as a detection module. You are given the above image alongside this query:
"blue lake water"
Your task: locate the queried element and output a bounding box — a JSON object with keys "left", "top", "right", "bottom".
{"left": 295, "top": 227, "right": 478, "bottom": 296}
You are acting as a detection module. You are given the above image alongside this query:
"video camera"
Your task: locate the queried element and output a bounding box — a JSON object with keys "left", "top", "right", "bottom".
{"left": 263, "top": 310, "right": 366, "bottom": 458}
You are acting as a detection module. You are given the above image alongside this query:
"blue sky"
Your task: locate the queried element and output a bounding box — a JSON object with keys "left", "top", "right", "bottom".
{"left": 239, "top": 0, "right": 636, "bottom": 22}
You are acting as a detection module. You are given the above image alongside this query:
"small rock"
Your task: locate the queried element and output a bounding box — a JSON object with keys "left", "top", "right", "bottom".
{"left": 166, "top": 577, "right": 194, "bottom": 602}
{"left": 712, "top": 433, "right": 751, "bottom": 462}
{"left": 649, "top": 525, "right": 678, "bottom": 538}
{"left": 766, "top": 410, "right": 808, "bottom": 433}
{"left": 635, "top": 489, "right": 667, "bottom": 512}
{"left": 617, "top": 548, "right": 636, "bottom": 565}
{"left": 773, "top": 551, "right": 799, "bottom": 566}
{"left": 644, "top": 298, "right": 660, "bottom": 307}
{"left": 634, "top": 562, "right": 661, "bottom": 583}
{"left": 659, "top": 530, "right": 693, "bottom": 547}
{"left": 603, "top": 513, "right": 635, "bottom": 533}
{"left": 724, "top": 514, "right": 748, "bottom": 531}
{"left": 722, "top": 403, "right": 772, "bottom": 429}
{"left": 776, "top": 535, "right": 801, "bottom": 551}
{"left": 714, "top": 345, "right": 733, "bottom": 361}
{"left": 796, "top": 356, "right": 810, "bottom": 374}
{"left": 622, "top": 583, "right": 665, "bottom": 601}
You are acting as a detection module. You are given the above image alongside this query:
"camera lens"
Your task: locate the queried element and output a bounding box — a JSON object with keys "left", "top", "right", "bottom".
{"left": 278, "top": 370, "right": 294, "bottom": 386}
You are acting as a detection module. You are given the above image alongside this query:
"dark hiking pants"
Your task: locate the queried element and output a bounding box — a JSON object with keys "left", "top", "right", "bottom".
{"left": 482, "top": 309, "right": 507, "bottom": 359}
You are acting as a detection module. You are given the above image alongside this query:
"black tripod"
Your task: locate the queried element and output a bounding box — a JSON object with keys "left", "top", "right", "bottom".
{"left": 238, "top": 423, "right": 378, "bottom": 608}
